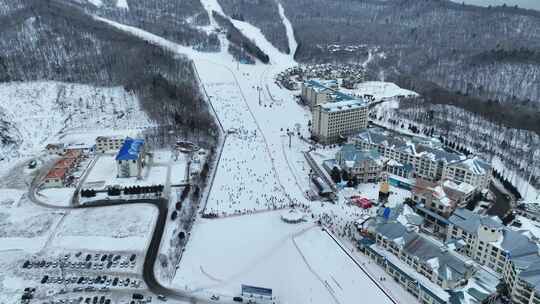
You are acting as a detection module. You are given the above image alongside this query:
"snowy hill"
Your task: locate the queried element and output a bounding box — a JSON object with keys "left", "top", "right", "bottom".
{"left": 0, "top": 81, "right": 151, "bottom": 161}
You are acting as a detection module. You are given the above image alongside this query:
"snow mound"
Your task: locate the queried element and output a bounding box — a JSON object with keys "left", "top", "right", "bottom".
{"left": 281, "top": 209, "right": 305, "bottom": 223}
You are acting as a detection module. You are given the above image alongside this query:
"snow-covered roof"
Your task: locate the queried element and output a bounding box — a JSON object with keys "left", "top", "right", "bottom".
{"left": 355, "top": 128, "right": 463, "bottom": 163}
{"left": 338, "top": 145, "right": 382, "bottom": 168}
{"left": 447, "top": 157, "right": 491, "bottom": 175}
{"left": 443, "top": 180, "right": 475, "bottom": 196}
{"left": 320, "top": 99, "right": 367, "bottom": 112}
{"left": 448, "top": 208, "right": 502, "bottom": 235}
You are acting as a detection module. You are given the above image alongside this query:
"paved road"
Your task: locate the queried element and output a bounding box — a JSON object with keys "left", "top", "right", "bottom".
{"left": 28, "top": 188, "right": 206, "bottom": 302}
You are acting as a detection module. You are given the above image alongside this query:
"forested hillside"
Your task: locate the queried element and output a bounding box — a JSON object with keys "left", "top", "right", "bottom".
{"left": 64, "top": 0, "right": 220, "bottom": 51}
{"left": 0, "top": 0, "right": 217, "bottom": 143}
{"left": 275, "top": 0, "right": 540, "bottom": 130}
{"left": 217, "top": 0, "right": 289, "bottom": 54}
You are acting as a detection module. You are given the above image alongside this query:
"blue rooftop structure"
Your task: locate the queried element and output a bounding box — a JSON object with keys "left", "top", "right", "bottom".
{"left": 116, "top": 137, "right": 145, "bottom": 161}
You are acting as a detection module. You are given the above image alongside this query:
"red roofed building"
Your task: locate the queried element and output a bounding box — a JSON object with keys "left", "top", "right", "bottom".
{"left": 54, "top": 158, "right": 76, "bottom": 169}
{"left": 44, "top": 167, "right": 67, "bottom": 187}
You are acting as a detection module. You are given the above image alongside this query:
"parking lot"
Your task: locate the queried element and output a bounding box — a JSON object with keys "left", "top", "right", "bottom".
{"left": 19, "top": 250, "right": 151, "bottom": 303}
{"left": 23, "top": 252, "right": 139, "bottom": 273}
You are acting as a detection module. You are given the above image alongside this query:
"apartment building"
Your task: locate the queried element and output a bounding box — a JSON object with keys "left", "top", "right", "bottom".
{"left": 360, "top": 221, "right": 475, "bottom": 304}
{"left": 96, "top": 136, "right": 125, "bottom": 153}
{"left": 353, "top": 128, "right": 461, "bottom": 181}
{"left": 353, "top": 128, "right": 491, "bottom": 191}
{"left": 412, "top": 180, "right": 475, "bottom": 218}
{"left": 311, "top": 99, "right": 368, "bottom": 144}
{"left": 335, "top": 145, "right": 384, "bottom": 183}
{"left": 447, "top": 208, "right": 540, "bottom": 304}
{"left": 443, "top": 157, "right": 492, "bottom": 190}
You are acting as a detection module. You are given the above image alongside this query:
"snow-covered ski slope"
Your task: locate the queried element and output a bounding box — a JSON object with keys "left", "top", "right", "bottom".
{"left": 94, "top": 4, "right": 407, "bottom": 303}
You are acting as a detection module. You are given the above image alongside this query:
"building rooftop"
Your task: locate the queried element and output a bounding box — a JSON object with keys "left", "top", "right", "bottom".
{"left": 448, "top": 208, "right": 502, "bottom": 235}
{"left": 320, "top": 99, "right": 367, "bottom": 112}
{"left": 355, "top": 128, "right": 464, "bottom": 163}
{"left": 449, "top": 208, "right": 540, "bottom": 289}
{"left": 447, "top": 157, "right": 491, "bottom": 175}
{"left": 116, "top": 137, "right": 145, "bottom": 161}
{"left": 338, "top": 145, "right": 383, "bottom": 169}
{"left": 46, "top": 167, "right": 67, "bottom": 179}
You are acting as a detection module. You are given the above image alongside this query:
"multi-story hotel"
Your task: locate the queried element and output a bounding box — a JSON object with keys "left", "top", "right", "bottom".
{"left": 311, "top": 99, "right": 368, "bottom": 144}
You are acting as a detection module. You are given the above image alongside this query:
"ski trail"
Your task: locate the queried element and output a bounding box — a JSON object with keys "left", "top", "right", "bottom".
{"left": 277, "top": 1, "right": 297, "bottom": 58}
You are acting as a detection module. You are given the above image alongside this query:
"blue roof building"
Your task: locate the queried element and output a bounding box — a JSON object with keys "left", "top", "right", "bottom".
{"left": 116, "top": 138, "right": 145, "bottom": 161}
{"left": 116, "top": 137, "right": 146, "bottom": 178}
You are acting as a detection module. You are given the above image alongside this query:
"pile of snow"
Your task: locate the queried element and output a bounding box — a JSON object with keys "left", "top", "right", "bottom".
{"left": 281, "top": 209, "right": 305, "bottom": 223}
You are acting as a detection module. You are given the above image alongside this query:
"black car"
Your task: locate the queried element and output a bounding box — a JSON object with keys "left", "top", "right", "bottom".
{"left": 132, "top": 293, "right": 144, "bottom": 300}
{"left": 112, "top": 278, "right": 118, "bottom": 286}
{"left": 129, "top": 254, "right": 136, "bottom": 262}
{"left": 40, "top": 275, "right": 49, "bottom": 284}
{"left": 233, "top": 297, "right": 243, "bottom": 302}
{"left": 85, "top": 254, "right": 92, "bottom": 261}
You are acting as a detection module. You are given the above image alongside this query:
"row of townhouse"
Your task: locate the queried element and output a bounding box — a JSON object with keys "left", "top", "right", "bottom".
{"left": 359, "top": 220, "right": 477, "bottom": 304}
{"left": 352, "top": 128, "right": 492, "bottom": 190}
{"left": 446, "top": 208, "right": 540, "bottom": 304}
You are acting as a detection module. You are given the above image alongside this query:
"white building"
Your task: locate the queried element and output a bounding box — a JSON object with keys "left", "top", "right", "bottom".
{"left": 115, "top": 138, "right": 146, "bottom": 178}
{"left": 312, "top": 99, "right": 368, "bottom": 144}
{"left": 96, "top": 136, "right": 125, "bottom": 153}
{"left": 353, "top": 128, "right": 491, "bottom": 192}
{"left": 448, "top": 208, "right": 540, "bottom": 304}
{"left": 443, "top": 157, "right": 492, "bottom": 191}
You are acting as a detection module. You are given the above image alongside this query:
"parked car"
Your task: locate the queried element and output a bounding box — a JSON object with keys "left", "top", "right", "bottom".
{"left": 233, "top": 296, "right": 243, "bottom": 302}
{"left": 40, "top": 275, "right": 49, "bottom": 284}
{"left": 157, "top": 295, "right": 167, "bottom": 302}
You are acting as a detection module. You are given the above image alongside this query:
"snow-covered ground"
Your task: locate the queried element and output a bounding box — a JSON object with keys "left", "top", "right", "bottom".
{"left": 0, "top": 81, "right": 152, "bottom": 176}
{"left": 36, "top": 187, "right": 75, "bottom": 207}
{"left": 172, "top": 211, "right": 395, "bottom": 304}
{"left": 97, "top": 3, "right": 420, "bottom": 302}
{"left": 49, "top": 204, "right": 157, "bottom": 251}
{"left": 83, "top": 154, "right": 167, "bottom": 189}
{"left": 493, "top": 156, "right": 539, "bottom": 203}
{"left": 341, "top": 81, "right": 418, "bottom": 101}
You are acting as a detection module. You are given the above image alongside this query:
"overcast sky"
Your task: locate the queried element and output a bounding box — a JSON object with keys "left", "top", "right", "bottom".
{"left": 451, "top": 0, "right": 540, "bottom": 10}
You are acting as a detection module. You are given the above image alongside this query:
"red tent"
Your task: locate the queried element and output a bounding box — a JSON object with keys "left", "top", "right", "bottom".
{"left": 352, "top": 197, "right": 372, "bottom": 209}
